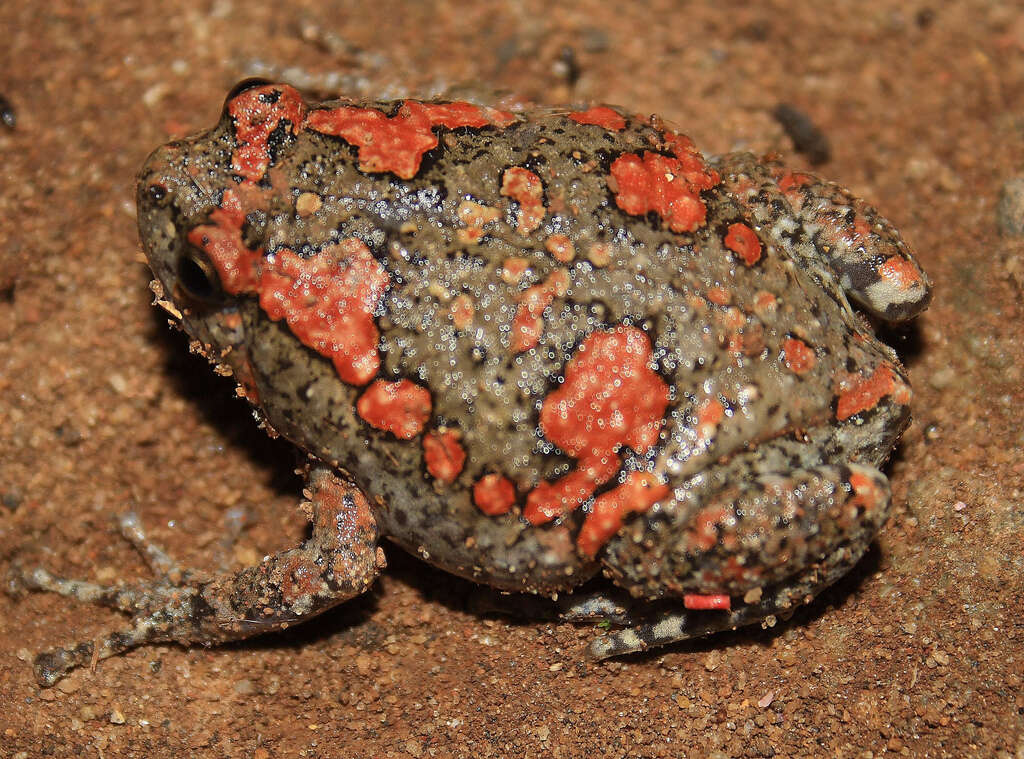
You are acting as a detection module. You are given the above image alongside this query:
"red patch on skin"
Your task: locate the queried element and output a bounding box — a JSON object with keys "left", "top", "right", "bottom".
{"left": 227, "top": 84, "right": 307, "bottom": 182}
{"left": 473, "top": 473, "right": 518, "bottom": 516}
{"left": 782, "top": 337, "right": 816, "bottom": 374}
{"left": 501, "top": 167, "right": 546, "bottom": 235}
{"left": 356, "top": 379, "right": 432, "bottom": 439}
{"left": 306, "top": 101, "right": 517, "bottom": 180}
{"left": 510, "top": 269, "right": 570, "bottom": 353}
{"left": 544, "top": 233, "right": 575, "bottom": 263}
{"left": 683, "top": 593, "right": 731, "bottom": 611}
{"left": 609, "top": 138, "right": 719, "bottom": 233}
{"left": 724, "top": 222, "right": 762, "bottom": 266}
{"left": 610, "top": 154, "right": 705, "bottom": 233}
{"left": 448, "top": 294, "right": 475, "bottom": 330}
{"left": 706, "top": 287, "right": 731, "bottom": 306}
{"left": 690, "top": 505, "right": 729, "bottom": 552}
{"left": 188, "top": 192, "right": 390, "bottom": 386}
{"left": 696, "top": 398, "right": 725, "bottom": 442}
{"left": 835, "top": 364, "right": 910, "bottom": 421}
{"left": 878, "top": 255, "right": 923, "bottom": 290}
{"left": 576, "top": 472, "right": 669, "bottom": 557}
{"left": 847, "top": 470, "right": 886, "bottom": 517}
{"left": 423, "top": 428, "right": 466, "bottom": 484}
{"left": 524, "top": 326, "right": 670, "bottom": 525}
{"left": 775, "top": 169, "right": 814, "bottom": 201}
{"left": 568, "top": 106, "right": 627, "bottom": 131}
{"left": 257, "top": 241, "right": 389, "bottom": 386}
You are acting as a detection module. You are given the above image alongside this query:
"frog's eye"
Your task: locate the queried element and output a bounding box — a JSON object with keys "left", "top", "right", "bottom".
{"left": 176, "top": 247, "right": 224, "bottom": 304}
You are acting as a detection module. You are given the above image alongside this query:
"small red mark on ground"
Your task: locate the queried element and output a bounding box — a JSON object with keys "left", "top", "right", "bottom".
{"left": 782, "top": 337, "right": 816, "bottom": 374}
{"left": 473, "top": 473, "right": 517, "bottom": 516}
{"left": 569, "top": 106, "right": 627, "bottom": 131}
{"left": 357, "top": 379, "right": 432, "bottom": 439}
{"left": 576, "top": 472, "right": 669, "bottom": 557}
{"left": 423, "top": 428, "right": 466, "bottom": 484}
{"left": 307, "top": 101, "right": 516, "bottom": 179}
{"left": 501, "top": 167, "right": 546, "bottom": 235}
{"left": 725, "top": 222, "right": 762, "bottom": 266}
{"left": 683, "top": 593, "right": 731, "bottom": 611}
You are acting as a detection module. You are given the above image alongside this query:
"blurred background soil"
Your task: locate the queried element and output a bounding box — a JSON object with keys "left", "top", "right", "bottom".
{"left": 1, "top": 1, "right": 1021, "bottom": 757}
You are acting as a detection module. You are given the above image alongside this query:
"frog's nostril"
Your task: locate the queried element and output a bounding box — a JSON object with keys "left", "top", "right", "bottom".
{"left": 176, "top": 249, "right": 223, "bottom": 304}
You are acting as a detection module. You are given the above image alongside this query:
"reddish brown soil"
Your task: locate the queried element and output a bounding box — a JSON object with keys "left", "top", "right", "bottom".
{"left": 2, "top": 2, "right": 1022, "bottom": 756}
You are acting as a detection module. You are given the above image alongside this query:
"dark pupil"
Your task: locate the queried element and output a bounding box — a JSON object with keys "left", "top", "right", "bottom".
{"left": 178, "top": 255, "right": 217, "bottom": 300}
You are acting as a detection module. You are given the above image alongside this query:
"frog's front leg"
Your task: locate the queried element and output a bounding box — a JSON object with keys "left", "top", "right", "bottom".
{"left": 590, "top": 463, "right": 892, "bottom": 658}
{"left": 10, "top": 465, "right": 385, "bottom": 686}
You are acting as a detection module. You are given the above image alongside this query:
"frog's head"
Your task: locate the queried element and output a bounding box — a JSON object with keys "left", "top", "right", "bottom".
{"left": 135, "top": 80, "right": 292, "bottom": 398}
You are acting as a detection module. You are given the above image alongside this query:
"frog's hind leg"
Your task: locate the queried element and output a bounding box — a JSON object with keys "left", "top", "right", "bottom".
{"left": 9, "top": 465, "right": 385, "bottom": 686}
{"left": 590, "top": 463, "right": 892, "bottom": 659}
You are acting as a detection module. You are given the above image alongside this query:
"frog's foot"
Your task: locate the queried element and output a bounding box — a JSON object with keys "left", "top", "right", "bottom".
{"left": 590, "top": 463, "right": 892, "bottom": 659}
{"left": 586, "top": 557, "right": 859, "bottom": 659}
{"left": 10, "top": 466, "right": 385, "bottom": 687}
{"left": 716, "top": 153, "right": 932, "bottom": 323}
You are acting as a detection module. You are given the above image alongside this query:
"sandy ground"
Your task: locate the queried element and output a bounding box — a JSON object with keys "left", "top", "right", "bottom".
{"left": 1, "top": 1, "right": 1022, "bottom": 757}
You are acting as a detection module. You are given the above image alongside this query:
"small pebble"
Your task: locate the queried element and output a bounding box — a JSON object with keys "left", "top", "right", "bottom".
{"left": 996, "top": 178, "right": 1024, "bottom": 236}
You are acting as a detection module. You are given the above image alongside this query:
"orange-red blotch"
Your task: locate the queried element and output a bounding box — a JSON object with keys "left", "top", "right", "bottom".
{"left": 775, "top": 169, "right": 814, "bottom": 200}
{"left": 525, "top": 326, "right": 670, "bottom": 524}
{"left": 544, "top": 233, "right": 575, "bottom": 263}
{"left": 510, "top": 269, "right": 570, "bottom": 353}
{"left": 501, "top": 167, "right": 546, "bottom": 235}
{"left": 683, "top": 593, "right": 731, "bottom": 611}
{"left": 576, "top": 472, "right": 669, "bottom": 557}
{"left": 568, "top": 106, "right": 627, "bottom": 131}
{"left": 782, "top": 337, "right": 816, "bottom": 374}
{"left": 188, "top": 193, "right": 390, "bottom": 388}
{"left": 878, "top": 255, "right": 923, "bottom": 291}
{"left": 525, "top": 455, "right": 621, "bottom": 525}
{"left": 847, "top": 470, "right": 887, "bottom": 517}
{"left": 835, "top": 364, "right": 911, "bottom": 421}
{"left": 186, "top": 188, "right": 262, "bottom": 293}
{"left": 307, "top": 101, "right": 517, "bottom": 180}
{"left": 227, "top": 84, "right": 307, "bottom": 182}
{"left": 610, "top": 152, "right": 710, "bottom": 233}
{"left": 257, "top": 240, "right": 389, "bottom": 386}
{"left": 423, "top": 428, "right": 467, "bottom": 484}
{"left": 473, "top": 473, "right": 517, "bottom": 516}
{"left": 357, "top": 379, "right": 432, "bottom": 439}
{"left": 724, "top": 222, "right": 762, "bottom": 266}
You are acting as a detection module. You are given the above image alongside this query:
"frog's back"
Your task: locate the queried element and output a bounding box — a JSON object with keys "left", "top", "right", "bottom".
{"left": 137, "top": 82, "right": 921, "bottom": 591}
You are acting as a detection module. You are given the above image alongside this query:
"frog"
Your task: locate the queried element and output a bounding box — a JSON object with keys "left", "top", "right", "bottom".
{"left": 13, "top": 80, "right": 931, "bottom": 686}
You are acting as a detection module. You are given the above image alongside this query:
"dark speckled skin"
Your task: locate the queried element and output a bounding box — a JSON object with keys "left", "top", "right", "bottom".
{"left": 20, "top": 82, "right": 931, "bottom": 681}
{"left": 137, "top": 81, "right": 930, "bottom": 601}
